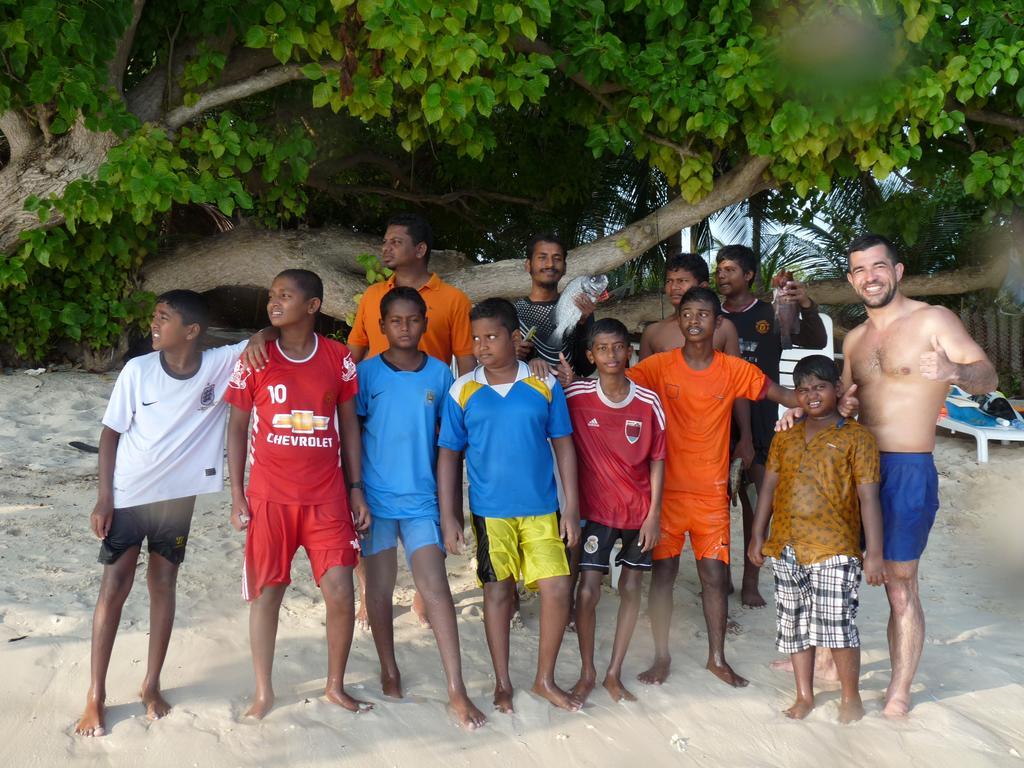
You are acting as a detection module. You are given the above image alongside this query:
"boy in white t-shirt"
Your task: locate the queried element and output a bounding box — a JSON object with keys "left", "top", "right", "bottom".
{"left": 74, "top": 291, "right": 269, "bottom": 737}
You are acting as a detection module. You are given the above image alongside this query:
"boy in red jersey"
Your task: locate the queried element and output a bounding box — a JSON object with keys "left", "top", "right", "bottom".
{"left": 564, "top": 318, "right": 665, "bottom": 703}
{"left": 225, "top": 269, "right": 370, "bottom": 720}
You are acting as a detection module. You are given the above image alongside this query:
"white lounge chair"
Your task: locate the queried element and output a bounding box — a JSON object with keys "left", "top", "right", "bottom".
{"left": 936, "top": 415, "right": 1024, "bottom": 463}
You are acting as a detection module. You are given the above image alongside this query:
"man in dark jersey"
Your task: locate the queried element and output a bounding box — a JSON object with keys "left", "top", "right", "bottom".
{"left": 514, "top": 233, "right": 597, "bottom": 381}
{"left": 513, "top": 233, "right": 595, "bottom": 628}
{"left": 715, "top": 245, "right": 827, "bottom": 607}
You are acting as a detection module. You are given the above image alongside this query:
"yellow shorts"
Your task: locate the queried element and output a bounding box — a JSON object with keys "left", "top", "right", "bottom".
{"left": 471, "top": 512, "right": 569, "bottom": 590}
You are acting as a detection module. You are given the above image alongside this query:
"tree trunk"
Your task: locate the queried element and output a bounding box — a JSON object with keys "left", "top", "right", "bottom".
{"left": 142, "top": 226, "right": 473, "bottom": 320}
{"left": 0, "top": 123, "right": 118, "bottom": 254}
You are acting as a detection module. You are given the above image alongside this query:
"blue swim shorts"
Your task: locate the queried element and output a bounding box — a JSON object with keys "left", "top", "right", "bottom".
{"left": 879, "top": 452, "right": 939, "bottom": 562}
{"left": 361, "top": 515, "right": 443, "bottom": 564}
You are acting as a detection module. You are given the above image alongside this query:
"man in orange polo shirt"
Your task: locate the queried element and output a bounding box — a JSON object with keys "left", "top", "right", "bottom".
{"left": 348, "top": 213, "right": 476, "bottom": 628}
{"left": 627, "top": 287, "right": 809, "bottom": 690}
{"left": 348, "top": 213, "right": 475, "bottom": 375}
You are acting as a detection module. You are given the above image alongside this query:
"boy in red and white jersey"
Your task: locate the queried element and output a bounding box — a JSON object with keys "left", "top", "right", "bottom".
{"left": 564, "top": 318, "right": 665, "bottom": 703}
{"left": 225, "top": 269, "right": 370, "bottom": 720}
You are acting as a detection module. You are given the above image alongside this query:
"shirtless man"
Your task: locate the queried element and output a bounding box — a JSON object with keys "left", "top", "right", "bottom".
{"left": 639, "top": 253, "right": 740, "bottom": 359}
{"left": 779, "top": 233, "right": 996, "bottom": 717}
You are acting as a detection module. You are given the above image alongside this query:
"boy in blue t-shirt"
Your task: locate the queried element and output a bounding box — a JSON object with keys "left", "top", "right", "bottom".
{"left": 357, "top": 287, "right": 486, "bottom": 730}
{"left": 438, "top": 298, "right": 582, "bottom": 714}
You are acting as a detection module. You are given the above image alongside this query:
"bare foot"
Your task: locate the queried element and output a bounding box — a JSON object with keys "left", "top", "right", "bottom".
{"left": 531, "top": 679, "right": 582, "bottom": 712}
{"left": 141, "top": 687, "right": 172, "bottom": 720}
{"left": 741, "top": 586, "right": 766, "bottom": 608}
{"left": 707, "top": 660, "right": 749, "bottom": 687}
{"left": 447, "top": 691, "right": 487, "bottom": 730}
{"left": 411, "top": 591, "right": 431, "bottom": 628}
{"left": 355, "top": 604, "right": 370, "bottom": 631}
{"left": 637, "top": 656, "right": 671, "bottom": 685}
{"left": 244, "top": 691, "right": 274, "bottom": 720}
{"left": 493, "top": 684, "right": 515, "bottom": 713}
{"left": 882, "top": 691, "right": 910, "bottom": 718}
{"left": 770, "top": 655, "right": 839, "bottom": 683}
{"left": 325, "top": 687, "right": 374, "bottom": 713}
{"left": 381, "top": 670, "right": 403, "bottom": 699}
{"left": 602, "top": 674, "right": 637, "bottom": 702}
{"left": 74, "top": 696, "right": 106, "bottom": 737}
{"left": 838, "top": 696, "right": 865, "bottom": 724}
{"left": 784, "top": 697, "right": 814, "bottom": 719}
{"left": 570, "top": 670, "right": 597, "bottom": 703}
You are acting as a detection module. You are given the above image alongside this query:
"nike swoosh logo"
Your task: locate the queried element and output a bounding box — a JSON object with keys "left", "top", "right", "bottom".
{"left": 142, "top": 401, "right": 157, "bottom": 406}
{"left": 370, "top": 392, "right": 383, "bottom": 399}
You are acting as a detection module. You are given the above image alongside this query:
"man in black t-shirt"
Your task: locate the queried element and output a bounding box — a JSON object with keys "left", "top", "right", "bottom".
{"left": 514, "top": 233, "right": 596, "bottom": 381}
{"left": 716, "top": 245, "right": 827, "bottom": 608}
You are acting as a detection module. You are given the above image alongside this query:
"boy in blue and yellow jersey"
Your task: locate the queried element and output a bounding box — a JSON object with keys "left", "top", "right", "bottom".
{"left": 438, "top": 298, "right": 582, "bottom": 714}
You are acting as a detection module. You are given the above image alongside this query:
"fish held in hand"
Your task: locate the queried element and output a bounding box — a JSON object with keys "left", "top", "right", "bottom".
{"left": 772, "top": 271, "right": 800, "bottom": 349}
{"left": 549, "top": 274, "right": 609, "bottom": 349}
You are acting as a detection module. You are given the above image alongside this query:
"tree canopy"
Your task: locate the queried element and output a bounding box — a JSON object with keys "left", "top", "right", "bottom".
{"left": 1, "top": 0, "right": 1022, "bottom": 361}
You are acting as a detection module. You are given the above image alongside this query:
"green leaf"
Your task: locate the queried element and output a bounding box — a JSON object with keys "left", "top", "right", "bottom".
{"left": 312, "top": 82, "right": 332, "bottom": 108}
{"left": 519, "top": 16, "right": 537, "bottom": 40}
{"left": 265, "top": 2, "right": 286, "bottom": 24}
{"left": 244, "top": 25, "right": 268, "bottom": 48}
{"left": 302, "top": 63, "right": 325, "bottom": 80}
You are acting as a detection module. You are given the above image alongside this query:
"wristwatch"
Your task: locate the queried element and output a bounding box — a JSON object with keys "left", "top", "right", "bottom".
{"left": 348, "top": 481, "right": 364, "bottom": 490}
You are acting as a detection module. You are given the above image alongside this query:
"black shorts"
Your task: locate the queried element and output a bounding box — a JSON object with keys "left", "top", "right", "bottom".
{"left": 579, "top": 520, "right": 652, "bottom": 572}
{"left": 98, "top": 496, "right": 197, "bottom": 566}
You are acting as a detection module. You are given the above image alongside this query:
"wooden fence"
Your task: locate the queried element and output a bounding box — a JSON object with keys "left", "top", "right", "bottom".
{"left": 961, "top": 309, "right": 1024, "bottom": 379}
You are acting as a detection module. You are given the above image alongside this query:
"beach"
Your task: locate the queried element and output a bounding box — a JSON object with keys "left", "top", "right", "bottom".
{"left": 1, "top": 369, "right": 1022, "bottom": 767}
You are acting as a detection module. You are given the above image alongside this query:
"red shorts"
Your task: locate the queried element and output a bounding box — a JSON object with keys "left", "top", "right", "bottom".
{"left": 242, "top": 497, "right": 359, "bottom": 601}
{"left": 654, "top": 491, "right": 731, "bottom": 564}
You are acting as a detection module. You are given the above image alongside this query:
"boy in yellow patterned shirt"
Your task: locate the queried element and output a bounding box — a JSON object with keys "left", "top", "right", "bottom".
{"left": 748, "top": 355, "right": 885, "bottom": 723}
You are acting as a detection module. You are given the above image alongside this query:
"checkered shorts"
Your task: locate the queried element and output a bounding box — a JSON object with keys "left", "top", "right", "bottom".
{"left": 771, "top": 545, "right": 862, "bottom": 654}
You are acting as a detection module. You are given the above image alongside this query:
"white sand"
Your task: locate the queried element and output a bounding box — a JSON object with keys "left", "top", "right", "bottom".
{"left": 1, "top": 370, "right": 1022, "bottom": 767}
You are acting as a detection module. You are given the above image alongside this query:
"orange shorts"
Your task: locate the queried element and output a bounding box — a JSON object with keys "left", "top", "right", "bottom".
{"left": 654, "top": 491, "right": 730, "bottom": 563}
{"left": 242, "top": 497, "right": 359, "bottom": 601}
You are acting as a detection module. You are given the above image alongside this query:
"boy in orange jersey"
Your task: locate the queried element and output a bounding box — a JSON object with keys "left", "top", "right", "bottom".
{"left": 627, "top": 287, "right": 855, "bottom": 688}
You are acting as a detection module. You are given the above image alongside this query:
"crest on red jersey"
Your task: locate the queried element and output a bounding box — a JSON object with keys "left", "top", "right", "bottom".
{"left": 625, "top": 419, "right": 642, "bottom": 445}
{"left": 228, "top": 360, "right": 251, "bottom": 390}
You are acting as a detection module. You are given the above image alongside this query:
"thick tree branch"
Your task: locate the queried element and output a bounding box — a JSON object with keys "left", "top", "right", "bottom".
{"left": 442, "top": 155, "right": 774, "bottom": 301}
{"left": 163, "top": 62, "right": 342, "bottom": 130}
{"left": 109, "top": 0, "right": 147, "bottom": 93}
{"left": 0, "top": 110, "right": 39, "bottom": 162}
{"left": 963, "top": 108, "right": 1024, "bottom": 134}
